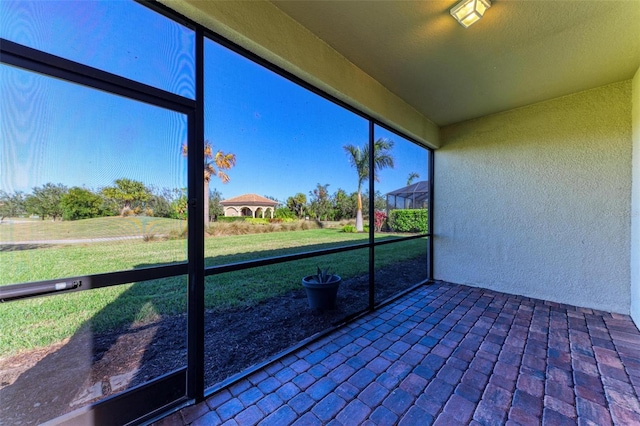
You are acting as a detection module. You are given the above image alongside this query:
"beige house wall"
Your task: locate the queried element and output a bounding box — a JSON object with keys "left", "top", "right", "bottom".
{"left": 159, "top": 0, "right": 439, "bottom": 149}
{"left": 631, "top": 67, "right": 640, "bottom": 325}
{"left": 434, "top": 81, "right": 633, "bottom": 314}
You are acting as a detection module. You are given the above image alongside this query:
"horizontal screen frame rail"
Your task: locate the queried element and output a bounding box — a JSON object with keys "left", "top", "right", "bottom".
{"left": 0, "top": 263, "right": 188, "bottom": 302}
{"left": 204, "top": 233, "right": 431, "bottom": 276}
{"left": 0, "top": 38, "right": 196, "bottom": 114}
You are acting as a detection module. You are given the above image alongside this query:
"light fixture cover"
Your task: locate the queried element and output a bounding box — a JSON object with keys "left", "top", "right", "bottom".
{"left": 450, "top": 0, "right": 491, "bottom": 28}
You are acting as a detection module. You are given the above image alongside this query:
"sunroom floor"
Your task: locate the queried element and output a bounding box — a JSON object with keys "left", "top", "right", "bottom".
{"left": 155, "top": 281, "right": 640, "bottom": 425}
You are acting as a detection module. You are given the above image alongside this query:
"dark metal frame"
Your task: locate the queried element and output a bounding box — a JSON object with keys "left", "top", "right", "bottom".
{"left": 0, "top": 0, "right": 434, "bottom": 423}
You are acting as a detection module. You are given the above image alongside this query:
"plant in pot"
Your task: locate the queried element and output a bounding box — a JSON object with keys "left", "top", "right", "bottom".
{"left": 301, "top": 266, "right": 342, "bottom": 310}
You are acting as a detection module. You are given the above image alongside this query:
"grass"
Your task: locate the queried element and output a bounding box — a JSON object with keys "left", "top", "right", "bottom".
{"left": 0, "top": 218, "right": 426, "bottom": 357}
{"left": 0, "top": 216, "right": 187, "bottom": 242}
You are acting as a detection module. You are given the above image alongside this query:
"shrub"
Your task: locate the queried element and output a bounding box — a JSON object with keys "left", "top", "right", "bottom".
{"left": 168, "top": 228, "right": 188, "bottom": 239}
{"left": 216, "top": 216, "right": 246, "bottom": 223}
{"left": 268, "top": 223, "right": 280, "bottom": 232}
{"left": 374, "top": 211, "right": 387, "bottom": 232}
{"left": 229, "top": 221, "right": 250, "bottom": 235}
{"left": 121, "top": 207, "right": 135, "bottom": 217}
{"left": 388, "top": 209, "right": 428, "bottom": 233}
{"left": 342, "top": 224, "right": 357, "bottom": 233}
{"left": 206, "top": 219, "right": 324, "bottom": 236}
{"left": 274, "top": 207, "right": 296, "bottom": 220}
{"left": 301, "top": 220, "right": 321, "bottom": 231}
{"left": 246, "top": 218, "right": 269, "bottom": 225}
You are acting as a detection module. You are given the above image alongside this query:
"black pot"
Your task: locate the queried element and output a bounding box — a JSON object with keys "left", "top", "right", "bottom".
{"left": 301, "top": 275, "right": 341, "bottom": 310}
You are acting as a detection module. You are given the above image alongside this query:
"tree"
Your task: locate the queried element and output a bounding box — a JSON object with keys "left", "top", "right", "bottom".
{"left": 286, "top": 193, "right": 307, "bottom": 219}
{"left": 332, "top": 188, "right": 355, "bottom": 221}
{"left": 309, "top": 183, "right": 332, "bottom": 220}
{"left": 274, "top": 206, "right": 296, "bottom": 220}
{"left": 60, "top": 187, "right": 108, "bottom": 220}
{"left": 0, "top": 190, "right": 25, "bottom": 222}
{"left": 353, "top": 189, "right": 385, "bottom": 220}
{"left": 209, "top": 188, "right": 224, "bottom": 221}
{"left": 182, "top": 141, "right": 236, "bottom": 228}
{"left": 170, "top": 188, "right": 188, "bottom": 220}
{"left": 25, "top": 183, "right": 67, "bottom": 221}
{"left": 407, "top": 172, "right": 420, "bottom": 186}
{"left": 146, "top": 186, "right": 175, "bottom": 218}
{"left": 102, "top": 178, "right": 151, "bottom": 216}
{"left": 343, "top": 138, "right": 395, "bottom": 232}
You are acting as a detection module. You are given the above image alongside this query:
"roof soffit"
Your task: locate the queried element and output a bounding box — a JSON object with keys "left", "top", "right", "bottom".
{"left": 270, "top": 0, "right": 640, "bottom": 126}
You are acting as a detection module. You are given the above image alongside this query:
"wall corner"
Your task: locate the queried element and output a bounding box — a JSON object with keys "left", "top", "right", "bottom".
{"left": 631, "top": 66, "right": 640, "bottom": 328}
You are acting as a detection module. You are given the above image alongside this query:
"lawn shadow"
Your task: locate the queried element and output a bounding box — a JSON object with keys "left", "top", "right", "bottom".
{"left": 0, "top": 243, "right": 57, "bottom": 252}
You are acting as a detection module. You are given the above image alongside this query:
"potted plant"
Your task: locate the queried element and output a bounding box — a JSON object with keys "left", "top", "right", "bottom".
{"left": 301, "top": 266, "right": 341, "bottom": 310}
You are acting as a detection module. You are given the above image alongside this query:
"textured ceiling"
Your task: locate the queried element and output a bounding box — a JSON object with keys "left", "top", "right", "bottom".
{"left": 270, "top": 0, "right": 640, "bottom": 126}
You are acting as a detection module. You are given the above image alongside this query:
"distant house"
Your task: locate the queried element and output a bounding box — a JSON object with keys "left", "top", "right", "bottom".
{"left": 220, "top": 194, "right": 279, "bottom": 218}
{"left": 385, "top": 181, "right": 429, "bottom": 214}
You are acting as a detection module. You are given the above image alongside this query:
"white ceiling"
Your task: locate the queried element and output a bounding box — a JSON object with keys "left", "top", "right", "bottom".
{"left": 270, "top": 0, "right": 640, "bottom": 126}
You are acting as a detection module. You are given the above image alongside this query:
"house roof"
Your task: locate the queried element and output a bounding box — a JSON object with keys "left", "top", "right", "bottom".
{"left": 386, "top": 181, "right": 429, "bottom": 198}
{"left": 220, "top": 194, "right": 279, "bottom": 206}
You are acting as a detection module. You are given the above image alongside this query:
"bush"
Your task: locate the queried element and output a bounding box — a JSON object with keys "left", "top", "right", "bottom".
{"left": 342, "top": 224, "right": 357, "bottom": 233}
{"left": 246, "top": 218, "right": 269, "bottom": 225}
{"left": 142, "top": 232, "right": 156, "bottom": 242}
{"left": 121, "top": 207, "right": 135, "bottom": 217}
{"left": 216, "top": 216, "right": 246, "bottom": 223}
{"left": 274, "top": 207, "right": 296, "bottom": 220}
{"left": 388, "top": 209, "right": 428, "bottom": 233}
{"left": 205, "top": 219, "right": 323, "bottom": 236}
{"left": 168, "top": 228, "right": 188, "bottom": 239}
{"left": 374, "top": 211, "right": 387, "bottom": 232}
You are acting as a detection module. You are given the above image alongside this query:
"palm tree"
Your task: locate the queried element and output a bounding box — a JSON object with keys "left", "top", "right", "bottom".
{"left": 182, "top": 141, "right": 236, "bottom": 228}
{"left": 343, "top": 138, "right": 395, "bottom": 232}
{"left": 407, "top": 172, "right": 420, "bottom": 186}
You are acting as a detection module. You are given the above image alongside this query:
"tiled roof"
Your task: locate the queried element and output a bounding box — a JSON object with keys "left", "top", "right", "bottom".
{"left": 220, "top": 193, "right": 279, "bottom": 206}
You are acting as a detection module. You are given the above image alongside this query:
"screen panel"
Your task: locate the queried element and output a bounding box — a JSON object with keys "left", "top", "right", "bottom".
{"left": 0, "top": 0, "right": 195, "bottom": 98}
{"left": 374, "top": 238, "right": 428, "bottom": 304}
{"left": 372, "top": 125, "right": 430, "bottom": 240}
{"left": 0, "top": 275, "right": 188, "bottom": 424}
{"left": 0, "top": 64, "right": 188, "bottom": 286}
{"left": 204, "top": 249, "right": 370, "bottom": 389}
{"left": 203, "top": 39, "right": 370, "bottom": 262}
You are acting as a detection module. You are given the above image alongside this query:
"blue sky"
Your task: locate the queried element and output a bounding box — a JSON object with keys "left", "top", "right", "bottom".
{"left": 1, "top": 0, "right": 429, "bottom": 203}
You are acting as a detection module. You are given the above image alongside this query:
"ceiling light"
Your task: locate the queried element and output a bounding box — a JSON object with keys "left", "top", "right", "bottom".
{"left": 450, "top": 0, "right": 491, "bottom": 28}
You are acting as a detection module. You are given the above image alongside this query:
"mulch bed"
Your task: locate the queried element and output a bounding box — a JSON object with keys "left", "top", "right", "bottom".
{"left": 0, "top": 258, "right": 425, "bottom": 425}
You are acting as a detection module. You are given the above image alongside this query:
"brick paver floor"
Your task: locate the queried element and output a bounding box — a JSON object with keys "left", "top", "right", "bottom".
{"left": 155, "top": 282, "right": 640, "bottom": 425}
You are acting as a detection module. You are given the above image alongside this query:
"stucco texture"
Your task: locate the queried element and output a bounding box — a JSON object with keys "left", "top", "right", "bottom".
{"left": 434, "top": 81, "right": 632, "bottom": 314}
{"left": 631, "top": 68, "right": 640, "bottom": 324}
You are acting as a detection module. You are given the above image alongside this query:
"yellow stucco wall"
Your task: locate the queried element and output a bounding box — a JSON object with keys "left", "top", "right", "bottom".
{"left": 631, "top": 67, "right": 640, "bottom": 325}
{"left": 159, "top": 0, "right": 439, "bottom": 149}
{"left": 434, "top": 81, "right": 632, "bottom": 314}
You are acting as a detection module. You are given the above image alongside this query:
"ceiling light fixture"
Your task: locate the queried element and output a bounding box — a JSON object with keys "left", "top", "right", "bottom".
{"left": 450, "top": 0, "right": 491, "bottom": 28}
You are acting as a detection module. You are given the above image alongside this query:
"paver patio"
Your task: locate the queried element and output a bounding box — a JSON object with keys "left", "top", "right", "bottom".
{"left": 155, "top": 281, "right": 640, "bottom": 425}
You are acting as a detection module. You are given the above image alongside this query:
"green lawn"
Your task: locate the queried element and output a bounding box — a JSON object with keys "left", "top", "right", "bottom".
{"left": 0, "top": 216, "right": 186, "bottom": 242}
{"left": 0, "top": 218, "right": 425, "bottom": 357}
